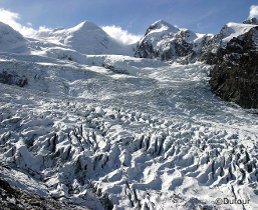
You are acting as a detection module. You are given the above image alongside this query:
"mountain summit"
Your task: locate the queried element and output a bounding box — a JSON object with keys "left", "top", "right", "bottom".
{"left": 145, "top": 20, "right": 179, "bottom": 35}
{"left": 35, "top": 21, "right": 132, "bottom": 55}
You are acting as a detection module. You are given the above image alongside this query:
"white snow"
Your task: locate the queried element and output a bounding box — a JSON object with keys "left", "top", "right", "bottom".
{"left": 221, "top": 22, "right": 257, "bottom": 44}
{"left": 35, "top": 21, "right": 133, "bottom": 55}
{"left": 138, "top": 20, "right": 180, "bottom": 48}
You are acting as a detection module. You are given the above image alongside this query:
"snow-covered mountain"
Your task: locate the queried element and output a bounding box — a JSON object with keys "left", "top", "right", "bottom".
{"left": 219, "top": 22, "right": 257, "bottom": 44}
{"left": 198, "top": 19, "right": 258, "bottom": 64}
{"left": 35, "top": 21, "right": 132, "bottom": 55}
{"left": 0, "top": 22, "right": 28, "bottom": 53}
{"left": 0, "top": 20, "right": 133, "bottom": 59}
{"left": 135, "top": 19, "right": 258, "bottom": 64}
{"left": 135, "top": 20, "right": 211, "bottom": 62}
{"left": 0, "top": 19, "right": 257, "bottom": 210}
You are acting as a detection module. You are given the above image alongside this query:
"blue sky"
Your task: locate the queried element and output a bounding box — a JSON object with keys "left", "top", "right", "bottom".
{"left": 0, "top": 0, "right": 257, "bottom": 36}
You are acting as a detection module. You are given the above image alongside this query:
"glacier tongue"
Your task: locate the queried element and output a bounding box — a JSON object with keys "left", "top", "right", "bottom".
{"left": 0, "top": 52, "right": 257, "bottom": 209}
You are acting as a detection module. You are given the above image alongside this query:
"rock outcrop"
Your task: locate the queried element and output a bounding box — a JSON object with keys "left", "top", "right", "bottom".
{"left": 209, "top": 25, "right": 258, "bottom": 108}
{"left": 0, "top": 178, "right": 78, "bottom": 210}
{"left": 243, "top": 17, "right": 258, "bottom": 25}
{"left": 0, "top": 71, "right": 28, "bottom": 87}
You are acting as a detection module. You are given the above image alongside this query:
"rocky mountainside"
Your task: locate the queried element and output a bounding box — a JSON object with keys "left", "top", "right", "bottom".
{"left": 0, "top": 174, "right": 79, "bottom": 210}
{"left": 243, "top": 17, "right": 258, "bottom": 25}
{"left": 210, "top": 23, "right": 258, "bottom": 108}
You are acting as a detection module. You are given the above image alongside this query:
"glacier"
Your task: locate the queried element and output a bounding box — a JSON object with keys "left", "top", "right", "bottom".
{"left": 0, "top": 20, "right": 257, "bottom": 210}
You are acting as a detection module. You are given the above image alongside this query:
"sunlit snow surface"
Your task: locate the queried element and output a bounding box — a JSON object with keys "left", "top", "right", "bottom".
{"left": 0, "top": 53, "right": 258, "bottom": 210}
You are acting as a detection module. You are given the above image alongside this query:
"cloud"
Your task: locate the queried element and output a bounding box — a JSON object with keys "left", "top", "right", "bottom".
{"left": 249, "top": 5, "right": 258, "bottom": 18}
{"left": 102, "top": 25, "right": 141, "bottom": 45}
{"left": 0, "top": 8, "right": 37, "bottom": 37}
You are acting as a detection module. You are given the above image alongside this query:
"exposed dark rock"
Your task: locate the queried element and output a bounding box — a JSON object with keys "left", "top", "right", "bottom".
{"left": 102, "top": 63, "right": 129, "bottom": 74}
{"left": 0, "top": 178, "right": 80, "bottom": 210}
{"left": 198, "top": 35, "right": 222, "bottom": 65}
{"left": 135, "top": 40, "right": 158, "bottom": 59}
{"left": 243, "top": 17, "right": 258, "bottom": 25}
{"left": 209, "top": 27, "right": 258, "bottom": 108}
{"left": 0, "top": 70, "right": 28, "bottom": 87}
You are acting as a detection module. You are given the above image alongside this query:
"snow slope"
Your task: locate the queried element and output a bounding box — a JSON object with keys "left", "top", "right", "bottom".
{"left": 220, "top": 22, "right": 257, "bottom": 45}
{"left": 0, "top": 22, "right": 28, "bottom": 53}
{"left": 0, "top": 52, "right": 257, "bottom": 210}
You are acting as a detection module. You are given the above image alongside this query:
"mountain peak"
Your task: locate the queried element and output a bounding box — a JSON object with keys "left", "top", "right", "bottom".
{"left": 146, "top": 20, "right": 179, "bottom": 34}
{"left": 151, "top": 20, "right": 172, "bottom": 27}
{"left": 70, "top": 21, "right": 102, "bottom": 32}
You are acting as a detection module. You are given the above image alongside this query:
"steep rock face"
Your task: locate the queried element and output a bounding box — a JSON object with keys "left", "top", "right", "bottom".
{"left": 209, "top": 26, "right": 258, "bottom": 108}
